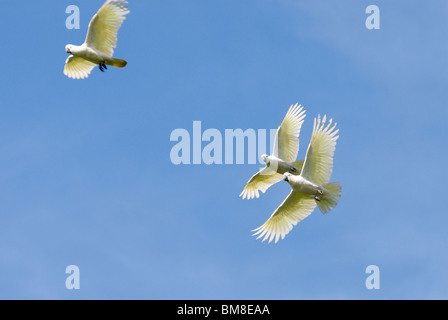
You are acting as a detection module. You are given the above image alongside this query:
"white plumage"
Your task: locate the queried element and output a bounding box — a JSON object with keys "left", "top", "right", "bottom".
{"left": 253, "top": 114, "right": 341, "bottom": 243}
{"left": 64, "top": 0, "right": 130, "bottom": 79}
{"left": 240, "top": 103, "right": 306, "bottom": 200}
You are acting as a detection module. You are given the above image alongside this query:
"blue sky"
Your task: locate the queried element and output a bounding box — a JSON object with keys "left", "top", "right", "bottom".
{"left": 0, "top": 0, "right": 447, "bottom": 299}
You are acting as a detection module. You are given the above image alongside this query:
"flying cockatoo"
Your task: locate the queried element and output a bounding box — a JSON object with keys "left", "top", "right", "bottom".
{"left": 253, "top": 114, "right": 341, "bottom": 243}
{"left": 240, "top": 103, "right": 307, "bottom": 200}
{"left": 64, "top": 0, "right": 130, "bottom": 79}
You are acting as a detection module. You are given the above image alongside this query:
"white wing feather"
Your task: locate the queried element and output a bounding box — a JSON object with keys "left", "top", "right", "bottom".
{"left": 239, "top": 167, "right": 284, "bottom": 200}
{"left": 272, "top": 103, "right": 306, "bottom": 163}
{"left": 85, "top": 0, "right": 130, "bottom": 57}
{"left": 64, "top": 55, "right": 96, "bottom": 79}
{"left": 252, "top": 191, "right": 316, "bottom": 243}
{"left": 300, "top": 115, "right": 339, "bottom": 186}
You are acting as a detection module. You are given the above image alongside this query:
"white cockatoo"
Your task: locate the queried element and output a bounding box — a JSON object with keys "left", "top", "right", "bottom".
{"left": 240, "top": 103, "right": 307, "bottom": 200}
{"left": 64, "top": 0, "right": 130, "bottom": 79}
{"left": 253, "top": 114, "right": 341, "bottom": 243}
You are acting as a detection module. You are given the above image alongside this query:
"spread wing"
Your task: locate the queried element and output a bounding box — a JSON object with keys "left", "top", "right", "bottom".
{"left": 239, "top": 167, "right": 284, "bottom": 200}
{"left": 85, "top": 0, "right": 130, "bottom": 57}
{"left": 64, "top": 55, "right": 96, "bottom": 79}
{"left": 300, "top": 115, "right": 339, "bottom": 186}
{"left": 272, "top": 103, "right": 306, "bottom": 163}
{"left": 252, "top": 191, "right": 317, "bottom": 243}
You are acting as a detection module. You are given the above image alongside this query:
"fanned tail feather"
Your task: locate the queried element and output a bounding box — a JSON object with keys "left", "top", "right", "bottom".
{"left": 316, "top": 182, "right": 341, "bottom": 214}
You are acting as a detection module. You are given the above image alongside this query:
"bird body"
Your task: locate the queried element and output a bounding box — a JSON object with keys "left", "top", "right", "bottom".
{"left": 240, "top": 104, "right": 306, "bottom": 200}
{"left": 284, "top": 173, "right": 321, "bottom": 198}
{"left": 262, "top": 155, "right": 303, "bottom": 176}
{"left": 252, "top": 114, "right": 341, "bottom": 243}
{"left": 283, "top": 172, "right": 341, "bottom": 213}
{"left": 66, "top": 44, "right": 106, "bottom": 65}
{"left": 64, "top": 0, "right": 130, "bottom": 79}
{"left": 66, "top": 44, "right": 127, "bottom": 68}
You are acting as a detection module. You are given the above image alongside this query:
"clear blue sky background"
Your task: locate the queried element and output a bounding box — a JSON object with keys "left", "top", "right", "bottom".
{"left": 0, "top": 0, "right": 447, "bottom": 299}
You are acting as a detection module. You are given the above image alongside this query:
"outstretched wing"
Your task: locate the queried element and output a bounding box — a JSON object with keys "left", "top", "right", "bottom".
{"left": 300, "top": 115, "right": 339, "bottom": 186}
{"left": 239, "top": 167, "right": 284, "bottom": 200}
{"left": 252, "top": 191, "right": 316, "bottom": 243}
{"left": 272, "top": 103, "right": 306, "bottom": 163}
{"left": 64, "top": 55, "right": 96, "bottom": 79}
{"left": 85, "top": 0, "right": 130, "bottom": 57}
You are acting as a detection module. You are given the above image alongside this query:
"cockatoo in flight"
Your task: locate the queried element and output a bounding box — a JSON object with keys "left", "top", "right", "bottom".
{"left": 240, "top": 103, "right": 307, "bottom": 200}
{"left": 64, "top": 0, "right": 130, "bottom": 79}
{"left": 253, "top": 114, "right": 341, "bottom": 243}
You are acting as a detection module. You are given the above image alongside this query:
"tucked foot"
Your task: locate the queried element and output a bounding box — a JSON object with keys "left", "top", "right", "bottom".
{"left": 315, "top": 196, "right": 321, "bottom": 201}
{"left": 99, "top": 63, "right": 108, "bottom": 72}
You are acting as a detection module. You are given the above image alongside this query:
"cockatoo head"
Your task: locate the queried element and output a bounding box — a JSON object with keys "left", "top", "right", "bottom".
{"left": 283, "top": 172, "right": 293, "bottom": 182}
{"left": 65, "top": 45, "right": 73, "bottom": 54}
{"left": 261, "top": 154, "right": 269, "bottom": 164}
